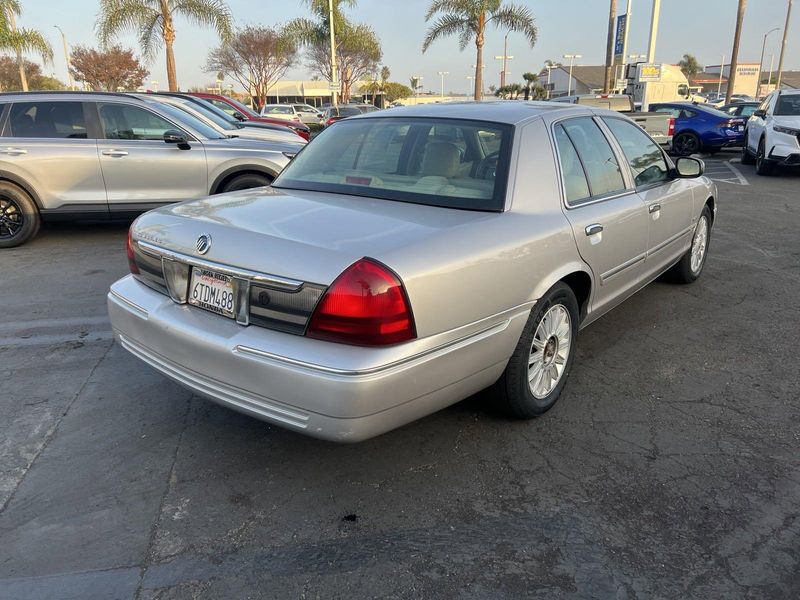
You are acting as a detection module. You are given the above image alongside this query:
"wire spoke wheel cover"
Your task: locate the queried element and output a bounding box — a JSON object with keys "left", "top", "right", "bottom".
{"left": 690, "top": 215, "right": 708, "bottom": 274}
{"left": 528, "top": 304, "right": 572, "bottom": 399}
{"left": 0, "top": 197, "right": 24, "bottom": 240}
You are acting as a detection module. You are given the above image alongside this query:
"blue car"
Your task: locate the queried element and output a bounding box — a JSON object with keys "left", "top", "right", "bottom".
{"left": 651, "top": 102, "right": 748, "bottom": 156}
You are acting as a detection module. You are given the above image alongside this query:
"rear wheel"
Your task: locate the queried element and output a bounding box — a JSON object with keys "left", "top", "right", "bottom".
{"left": 495, "top": 283, "right": 579, "bottom": 418}
{"left": 0, "top": 182, "right": 40, "bottom": 248}
{"left": 668, "top": 205, "right": 712, "bottom": 284}
{"left": 755, "top": 137, "right": 775, "bottom": 175}
{"left": 740, "top": 132, "right": 755, "bottom": 164}
{"left": 219, "top": 173, "right": 272, "bottom": 193}
{"left": 673, "top": 132, "right": 700, "bottom": 156}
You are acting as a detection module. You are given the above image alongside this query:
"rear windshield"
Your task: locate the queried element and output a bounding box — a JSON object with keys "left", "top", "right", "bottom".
{"left": 335, "top": 106, "right": 363, "bottom": 117}
{"left": 273, "top": 117, "right": 511, "bottom": 211}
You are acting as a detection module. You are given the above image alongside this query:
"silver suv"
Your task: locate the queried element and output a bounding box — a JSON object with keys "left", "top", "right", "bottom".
{"left": 0, "top": 92, "right": 304, "bottom": 247}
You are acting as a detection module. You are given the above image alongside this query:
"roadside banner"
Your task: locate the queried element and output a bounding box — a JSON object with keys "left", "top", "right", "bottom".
{"left": 614, "top": 14, "right": 627, "bottom": 64}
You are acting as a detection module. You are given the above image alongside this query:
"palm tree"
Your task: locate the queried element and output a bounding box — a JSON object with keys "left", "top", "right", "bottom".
{"left": 422, "top": 0, "right": 537, "bottom": 101}
{"left": 0, "top": 0, "right": 53, "bottom": 92}
{"left": 97, "top": 0, "right": 233, "bottom": 92}
{"left": 678, "top": 53, "right": 702, "bottom": 79}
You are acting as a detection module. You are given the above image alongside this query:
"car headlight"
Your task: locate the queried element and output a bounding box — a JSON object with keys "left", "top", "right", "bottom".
{"left": 773, "top": 125, "right": 800, "bottom": 136}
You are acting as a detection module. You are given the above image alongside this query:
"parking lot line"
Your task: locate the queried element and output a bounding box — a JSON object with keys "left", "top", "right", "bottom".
{"left": 700, "top": 158, "right": 749, "bottom": 186}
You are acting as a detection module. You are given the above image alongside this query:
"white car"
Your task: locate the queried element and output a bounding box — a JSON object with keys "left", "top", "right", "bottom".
{"left": 741, "top": 90, "right": 800, "bottom": 175}
{"left": 260, "top": 103, "right": 323, "bottom": 126}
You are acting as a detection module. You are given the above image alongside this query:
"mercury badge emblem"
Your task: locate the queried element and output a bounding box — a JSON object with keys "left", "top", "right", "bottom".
{"left": 195, "top": 233, "right": 212, "bottom": 255}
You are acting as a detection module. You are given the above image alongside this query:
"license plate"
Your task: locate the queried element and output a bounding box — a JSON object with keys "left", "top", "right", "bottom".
{"left": 188, "top": 268, "right": 235, "bottom": 318}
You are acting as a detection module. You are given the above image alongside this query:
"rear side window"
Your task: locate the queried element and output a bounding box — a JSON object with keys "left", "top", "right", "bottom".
{"left": 558, "top": 117, "right": 626, "bottom": 203}
{"left": 98, "top": 103, "right": 176, "bottom": 140}
{"left": 264, "top": 106, "right": 293, "bottom": 114}
{"left": 602, "top": 117, "right": 669, "bottom": 188}
{"left": 206, "top": 98, "right": 241, "bottom": 118}
{"left": 7, "top": 101, "right": 87, "bottom": 139}
{"left": 554, "top": 126, "right": 591, "bottom": 204}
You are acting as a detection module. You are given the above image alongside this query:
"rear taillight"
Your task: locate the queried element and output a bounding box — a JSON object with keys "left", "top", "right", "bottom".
{"left": 126, "top": 227, "right": 139, "bottom": 274}
{"left": 306, "top": 258, "right": 416, "bottom": 346}
{"left": 326, "top": 118, "right": 336, "bottom": 126}
{"left": 668, "top": 117, "right": 675, "bottom": 137}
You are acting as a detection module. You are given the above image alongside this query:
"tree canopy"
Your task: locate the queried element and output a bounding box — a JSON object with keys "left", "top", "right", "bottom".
{"left": 69, "top": 45, "right": 149, "bottom": 91}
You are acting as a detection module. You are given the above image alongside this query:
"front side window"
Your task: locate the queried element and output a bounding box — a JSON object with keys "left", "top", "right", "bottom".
{"left": 99, "top": 103, "right": 178, "bottom": 140}
{"left": 265, "top": 106, "right": 293, "bottom": 115}
{"left": 7, "top": 101, "right": 87, "bottom": 139}
{"left": 603, "top": 117, "right": 669, "bottom": 188}
{"left": 558, "top": 117, "right": 626, "bottom": 200}
{"left": 207, "top": 98, "right": 242, "bottom": 119}
{"left": 273, "top": 117, "right": 512, "bottom": 211}
{"left": 775, "top": 94, "right": 800, "bottom": 116}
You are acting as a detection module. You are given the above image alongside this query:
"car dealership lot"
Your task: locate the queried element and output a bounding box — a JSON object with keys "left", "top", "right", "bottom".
{"left": 1, "top": 158, "right": 799, "bottom": 599}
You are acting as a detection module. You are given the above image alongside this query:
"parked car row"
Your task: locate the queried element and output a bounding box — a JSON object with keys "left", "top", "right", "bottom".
{"left": 0, "top": 91, "right": 305, "bottom": 248}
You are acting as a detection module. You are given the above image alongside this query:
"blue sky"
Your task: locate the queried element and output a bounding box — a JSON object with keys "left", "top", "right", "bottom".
{"left": 17, "top": 0, "right": 800, "bottom": 93}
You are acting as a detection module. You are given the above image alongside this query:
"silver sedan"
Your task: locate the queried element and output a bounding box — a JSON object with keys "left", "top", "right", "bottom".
{"left": 108, "top": 102, "right": 716, "bottom": 442}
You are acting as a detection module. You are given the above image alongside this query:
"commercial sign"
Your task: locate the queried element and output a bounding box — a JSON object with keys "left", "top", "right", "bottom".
{"left": 328, "top": 81, "right": 342, "bottom": 92}
{"left": 613, "top": 14, "right": 627, "bottom": 64}
{"left": 637, "top": 63, "right": 663, "bottom": 83}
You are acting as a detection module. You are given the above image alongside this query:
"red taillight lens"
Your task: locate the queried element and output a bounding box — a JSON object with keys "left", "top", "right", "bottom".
{"left": 126, "top": 227, "right": 139, "bottom": 274}
{"left": 668, "top": 117, "right": 675, "bottom": 137}
{"left": 326, "top": 118, "right": 336, "bottom": 126}
{"left": 306, "top": 258, "right": 416, "bottom": 346}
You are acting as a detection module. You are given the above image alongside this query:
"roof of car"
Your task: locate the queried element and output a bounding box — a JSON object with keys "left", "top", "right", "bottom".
{"left": 0, "top": 91, "right": 146, "bottom": 102}
{"left": 358, "top": 101, "right": 580, "bottom": 125}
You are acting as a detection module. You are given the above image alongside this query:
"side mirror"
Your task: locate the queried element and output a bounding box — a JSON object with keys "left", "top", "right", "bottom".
{"left": 234, "top": 112, "right": 247, "bottom": 121}
{"left": 674, "top": 157, "right": 703, "bottom": 178}
{"left": 164, "top": 129, "right": 191, "bottom": 150}
{"left": 753, "top": 109, "right": 767, "bottom": 118}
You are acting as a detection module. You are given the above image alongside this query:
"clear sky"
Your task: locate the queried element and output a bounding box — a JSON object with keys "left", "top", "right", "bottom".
{"left": 18, "top": 0, "right": 800, "bottom": 93}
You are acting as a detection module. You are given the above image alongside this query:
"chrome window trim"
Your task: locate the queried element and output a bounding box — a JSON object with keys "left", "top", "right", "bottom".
{"left": 137, "top": 240, "right": 304, "bottom": 291}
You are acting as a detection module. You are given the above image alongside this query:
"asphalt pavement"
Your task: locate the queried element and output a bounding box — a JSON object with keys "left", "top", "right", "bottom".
{"left": 1, "top": 156, "right": 799, "bottom": 599}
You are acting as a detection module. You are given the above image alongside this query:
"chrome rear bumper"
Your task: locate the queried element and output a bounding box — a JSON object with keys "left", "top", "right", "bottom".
{"left": 108, "top": 275, "right": 528, "bottom": 442}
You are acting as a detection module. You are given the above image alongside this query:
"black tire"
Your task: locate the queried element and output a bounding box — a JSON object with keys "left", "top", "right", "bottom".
{"left": 740, "top": 132, "right": 756, "bottom": 165}
{"left": 495, "top": 282, "right": 580, "bottom": 419}
{"left": 673, "top": 132, "right": 701, "bottom": 156}
{"left": 219, "top": 173, "right": 272, "bottom": 193}
{"left": 0, "top": 181, "right": 40, "bottom": 248}
{"left": 755, "top": 137, "right": 775, "bottom": 176}
{"left": 668, "top": 205, "right": 712, "bottom": 284}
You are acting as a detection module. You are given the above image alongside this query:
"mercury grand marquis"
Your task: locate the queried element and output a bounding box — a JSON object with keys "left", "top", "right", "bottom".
{"left": 108, "top": 101, "right": 716, "bottom": 442}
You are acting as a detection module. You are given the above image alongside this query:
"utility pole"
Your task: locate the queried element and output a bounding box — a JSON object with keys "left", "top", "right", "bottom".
{"left": 563, "top": 54, "right": 581, "bottom": 95}
{"left": 53, "top": 26, "right": 74, "bottom": 91}
{"left": 646, "top": 0, "right": 660, "bottom": 63}
{"left": 725, "top": 0, "right": 747, "bottom": 105}
{"left": 776, "top": 0, "right": 793, "bottom": 89}
{"left": 757, "top": 27, "right": 780, "bottom": 97}
{"left": 328, "top": 0, "right": 339, "bottom": 107}
{"left": 494, "top": 32, "right": 513, "bottom": 89}
{"left": 641, "top": 0, "right": 661, "bottom": 111}
{"left": 767, "top": 54, "right": 775, "bottom": 92}
{"left": 603, "top": 0, "right": 617, "bottom": 93}
{"left": 437, "top": 71, "right": 449, "bottom": 98}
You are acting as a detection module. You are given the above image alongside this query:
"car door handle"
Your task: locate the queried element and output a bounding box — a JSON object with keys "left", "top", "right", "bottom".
{"left": 0, "top": 147, "right": 27, "bottom": 156}
{"left": 102, "top": 149, "right": 129, "bottom": 157}
{"left": 649, "top": 203, "right": 661, "bottom": 214}
{"left": 585, "top": 224, "right": 604, "bottom": 236}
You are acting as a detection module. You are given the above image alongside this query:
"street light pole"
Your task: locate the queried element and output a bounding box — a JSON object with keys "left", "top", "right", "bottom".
{"left": 767, "top": 54, "right": 775, "bottom": 92}
{"left": 53, "top": 25, "right": 74, "bottom": 91}
{"left": 776, "top": 0, "right": 793, "bottom": 90}
{"left": 437, "top": 71, "right": 449, "bottom": 98}
{"left": 466, "top": 75, "right": 474, "bottom": 97}
{"left": 328, "top": 0, "right": 339, "bottom": 107}
{"left": 717, "top": 55, "right": 725, "bottom": 97}
{"left": 562, "top": 54, "right": 581, "bottom": 95}
{"left": 494, "top": 32, "right": 513, "bottom": 89}
{"left": 544, "top": 65, "right": 554, "bottom": 99}
{"left": 757, "top": 27, "right": 780, "bottom": 97}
